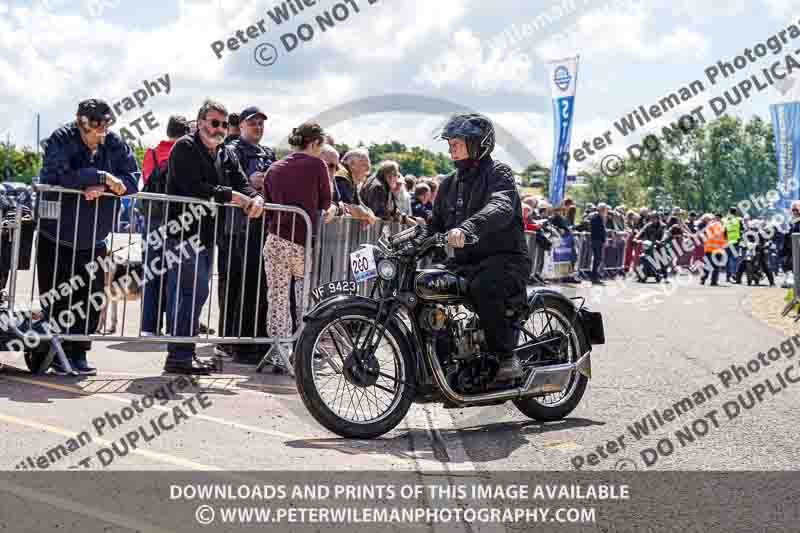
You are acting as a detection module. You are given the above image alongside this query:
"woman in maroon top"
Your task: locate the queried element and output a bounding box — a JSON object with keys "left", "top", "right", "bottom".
{"left": 263, "top": 122, "right": 334, "bottom": 339}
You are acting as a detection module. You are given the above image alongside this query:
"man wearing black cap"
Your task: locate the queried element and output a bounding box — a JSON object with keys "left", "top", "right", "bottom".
{"left": 36, "top": 98, "right": 139, "bottom": 375}
{"left": 220, "top": 106, "right": 276, "bottom": 363}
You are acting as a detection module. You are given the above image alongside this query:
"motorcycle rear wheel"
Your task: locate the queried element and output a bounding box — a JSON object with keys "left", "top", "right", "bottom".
{"left": 295, "top": 307, "right": 415, "bottom": 439}
{"left": 512, "top": 295, "right": 589, "bottom": 422}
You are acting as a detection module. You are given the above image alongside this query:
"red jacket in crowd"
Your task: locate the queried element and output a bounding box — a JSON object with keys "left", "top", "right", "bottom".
{"left": 142, "top": 140, "right": 177, "bottom": 183}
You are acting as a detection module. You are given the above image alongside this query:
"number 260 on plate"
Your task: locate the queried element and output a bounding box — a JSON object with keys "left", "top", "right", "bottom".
{"left": 350, "top": 247, "right": 377, "bottom": 282}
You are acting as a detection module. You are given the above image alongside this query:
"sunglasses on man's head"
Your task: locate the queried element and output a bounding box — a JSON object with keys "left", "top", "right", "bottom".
{"left": 208, "top": 119, "right": 229, "bottom": 129}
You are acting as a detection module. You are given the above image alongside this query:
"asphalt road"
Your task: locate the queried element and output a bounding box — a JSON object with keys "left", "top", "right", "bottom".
{"left": 1, "top": 276, "right": 798, "bottom": 531}
{"left": 1, "top": 276, "right": 796, "bottom": 473}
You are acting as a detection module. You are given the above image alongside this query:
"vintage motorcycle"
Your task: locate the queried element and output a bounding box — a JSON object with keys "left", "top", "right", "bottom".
{"left": 295, "top": 225, "right": 605, "bottom": 439}
{"left": 736, "top": 240, "right": 775, "bottom": 286}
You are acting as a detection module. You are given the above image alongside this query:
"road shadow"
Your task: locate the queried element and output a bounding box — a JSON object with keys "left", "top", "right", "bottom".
{"left": 0, "top": 365, "right": 239, "bottom": 404}
{"left": 284, "top": 429, "right": 433, "bottom": 465}
{"left": 284, "top": 417, "right": 604, "bottom": 465}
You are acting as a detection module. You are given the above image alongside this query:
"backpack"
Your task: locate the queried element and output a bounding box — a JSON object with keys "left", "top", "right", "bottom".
{"left": 139, "top": 149, "right": 167, "bottom": 223}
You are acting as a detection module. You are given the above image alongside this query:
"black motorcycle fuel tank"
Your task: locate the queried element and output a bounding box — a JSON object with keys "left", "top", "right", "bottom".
{"left": 415, "top": 268, "right": 467, "bottom": 303}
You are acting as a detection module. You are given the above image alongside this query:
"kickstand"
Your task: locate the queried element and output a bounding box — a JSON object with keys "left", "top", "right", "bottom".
{"left": 256, "top": 343, "right": 294, "bottom": 377}
{"left": 40, "top": 337, "right": 77, "bottom": 376}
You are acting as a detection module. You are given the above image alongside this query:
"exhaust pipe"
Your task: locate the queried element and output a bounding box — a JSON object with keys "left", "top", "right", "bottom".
{"left": 428, "top": 349, "right": 591, "bottom": 406}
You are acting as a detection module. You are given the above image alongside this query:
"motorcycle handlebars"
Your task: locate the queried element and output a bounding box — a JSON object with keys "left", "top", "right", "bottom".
{"left": 428, "top": 231, "right": 479, "bottom": 247}
{"left": 387, "top": 228, "right": 479, "bottom": 259}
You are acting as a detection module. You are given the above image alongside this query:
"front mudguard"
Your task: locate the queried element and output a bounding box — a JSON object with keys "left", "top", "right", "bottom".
{"left": 302, "top": 295, "right": 425, "bottom": 386}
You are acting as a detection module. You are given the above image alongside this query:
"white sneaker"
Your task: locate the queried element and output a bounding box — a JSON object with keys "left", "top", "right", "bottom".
{"left": 214, "top": 345, "right": 233, "bottom": 359}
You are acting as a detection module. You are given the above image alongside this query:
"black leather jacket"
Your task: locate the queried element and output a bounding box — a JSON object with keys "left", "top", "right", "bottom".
{"left": 424, "top": 156, "right": 529, "bottom": 265}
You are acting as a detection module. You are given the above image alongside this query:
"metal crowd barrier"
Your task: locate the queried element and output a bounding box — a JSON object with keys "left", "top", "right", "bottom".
{"left": 310, "top": 217, "right": 408, "bottom": 297}
{"left": 574, "top": 230, "right": 630, "bottom": 280}
{"left": 3, "top": 185, "right": 313, "bottom": 376}
{"left": 0, "top": 188, "right": 663, "bottom": 378}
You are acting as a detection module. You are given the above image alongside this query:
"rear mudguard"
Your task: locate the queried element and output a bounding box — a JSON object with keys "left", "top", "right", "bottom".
{"left": 526, "top": 287, "right": 602, "bottom": 379}
{"left": 302, "top": 295, "right": 426, "bottom": 387}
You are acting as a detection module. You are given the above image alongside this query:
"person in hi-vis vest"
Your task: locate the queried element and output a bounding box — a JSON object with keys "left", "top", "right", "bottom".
{"left": 723, "top": 206, "right": 743, "bottom": 283}
{"left": 701, "top": 214, "right": 728, "bottom": 286}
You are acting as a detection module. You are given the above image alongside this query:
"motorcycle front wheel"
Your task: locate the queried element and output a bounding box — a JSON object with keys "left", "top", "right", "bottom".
{"left": 295, "top": 307, "right": 415, "bottom": 439}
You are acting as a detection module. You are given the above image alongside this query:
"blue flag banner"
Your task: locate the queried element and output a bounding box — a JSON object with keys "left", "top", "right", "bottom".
{"left": 546, "top": 56, "right": 579, "bottom": 206}
{"left": 770, "top": 102, "right": 800, "bottom": 210}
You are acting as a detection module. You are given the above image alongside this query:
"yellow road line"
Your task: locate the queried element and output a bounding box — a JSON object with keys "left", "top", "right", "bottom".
{"left": 0, "top": 412, "right": 218, "bottom": 470}
{"left": 1, "top": 371, "right": 418, "bottom": 466}
{"left": 1, "top": 373, "right": 303, "bottom": 441}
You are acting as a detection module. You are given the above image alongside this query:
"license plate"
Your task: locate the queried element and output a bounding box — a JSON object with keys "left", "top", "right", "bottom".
{"left": 350, "top": 247, "right": 378, "bottom": 283}
{"left": 312, "top": 280, "right": 357, "bottom": 302}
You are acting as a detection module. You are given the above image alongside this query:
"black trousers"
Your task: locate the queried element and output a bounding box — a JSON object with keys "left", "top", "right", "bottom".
{"left": 36, "top": 237, "right": 107, "bottom": 357}
{"left": 701, "top": 251, "right": 722, "bottom": 285}
{"left": 231, "top": 218, "right": 270, "bottom": 355}
{"left": 217, "top": 228, "right": 236, "bottom": 339}
{"left": 463, "top": 254, "right": 530, "bottom": 355}
{"left": 591, "top": 240, "right": 604, "bottom": 280}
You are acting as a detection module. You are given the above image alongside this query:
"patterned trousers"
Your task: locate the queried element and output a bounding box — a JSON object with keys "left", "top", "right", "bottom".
{"left": 263, "top": 233, "right": 305, "bottom": 339}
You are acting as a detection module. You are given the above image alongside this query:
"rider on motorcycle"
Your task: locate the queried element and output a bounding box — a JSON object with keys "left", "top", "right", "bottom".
{"left": 742, "top": 220, "right": 776, "bottom": 286}
{"left": 415, "top": 113, "right": 531, "bottom": 382}
{"left": 635, "top": 212, "right": 668, "bottom": 277}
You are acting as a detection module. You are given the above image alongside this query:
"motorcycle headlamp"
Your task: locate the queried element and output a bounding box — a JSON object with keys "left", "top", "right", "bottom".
{"left": 378, "top": 259, "right": 397, "bottom": 280}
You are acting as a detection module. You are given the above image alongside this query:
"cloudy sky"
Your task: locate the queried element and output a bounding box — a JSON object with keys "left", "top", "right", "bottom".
{"left": 2, "top": 0, "right": 800, "bottom": 172}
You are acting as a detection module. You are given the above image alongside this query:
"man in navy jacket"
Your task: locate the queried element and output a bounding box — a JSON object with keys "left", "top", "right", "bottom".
{"left": 38, "top": 98, "right": 139, "bottom": 375}
{"left": 590, "top": 203, "right": 609, "bottom": 284}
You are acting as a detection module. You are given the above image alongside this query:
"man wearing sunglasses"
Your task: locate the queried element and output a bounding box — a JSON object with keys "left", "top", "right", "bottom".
{"left": 37, "top": 98, "right": 139, "bottom": 375}
{"left": 163, "top": 99, "right": 264, "bottom": 375}
{"left": 223, "top": 106, "right": 277, "bottom": 364}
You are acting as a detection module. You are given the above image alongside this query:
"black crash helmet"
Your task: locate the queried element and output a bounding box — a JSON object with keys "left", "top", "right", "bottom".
{"left": 437, "top": 113, "right": 496, "bottom": 160}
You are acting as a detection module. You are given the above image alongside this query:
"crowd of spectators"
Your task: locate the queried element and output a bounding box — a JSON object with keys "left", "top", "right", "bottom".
{"left": 36, "top": 96, "right": 456, "bottom": 376}
{"left": 520, "top": 195, "right": 792, "bottom": 287}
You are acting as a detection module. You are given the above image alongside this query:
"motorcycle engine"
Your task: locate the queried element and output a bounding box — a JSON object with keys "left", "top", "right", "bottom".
{"left": 421, "top": 306, "right": 495, "bottom": 393}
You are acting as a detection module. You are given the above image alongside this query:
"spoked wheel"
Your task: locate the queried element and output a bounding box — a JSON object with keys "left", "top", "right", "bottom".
{"left": 295, "top": 309, "right": 415, "bottom": 439}
{"left": 512, "top": 295, "right": 589, "bottom": 422}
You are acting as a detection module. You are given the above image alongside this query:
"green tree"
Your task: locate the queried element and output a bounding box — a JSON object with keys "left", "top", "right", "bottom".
{"left": 0, "top": 143, "right": 42, "bottom": 184}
